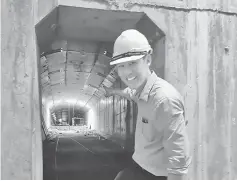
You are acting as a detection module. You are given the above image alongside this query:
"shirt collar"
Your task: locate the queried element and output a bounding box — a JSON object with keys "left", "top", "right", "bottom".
{"left": 135, "top": 71, "right": 158, "bottom": 102}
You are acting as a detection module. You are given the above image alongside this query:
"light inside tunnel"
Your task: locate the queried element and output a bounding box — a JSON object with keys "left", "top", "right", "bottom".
{"left": 100, "top": 98, "right": 113, "bottom": 105}
{"left": 45, "top": 98, "right": 91, "bottom": 128}
{"left": 45, "top": 105, "right": 51, "bottom": 129}
{"left": 87, "top": 108, "right": 96, "bottom": 130}
{"left": 47, "top": 98, "right": 90, "bottom": 109}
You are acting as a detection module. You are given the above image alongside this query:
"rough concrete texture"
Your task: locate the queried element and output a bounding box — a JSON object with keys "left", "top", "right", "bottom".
{"left": 1, "top": 0, "right": 57, "bottom": 179}
{"left": 58, "top": 0, "right": 237, "bottom": 13}
{"left": 1, "top": 0, "right": 39, "bottom": 179}
{"left": 179, "top": 12, "right": 237, "bottom": 179}
{"left": 36, "top": 0, "right": 58, "bottom": 24}
{"left": 31, "top": 46, "right": 43, "bottom": 179}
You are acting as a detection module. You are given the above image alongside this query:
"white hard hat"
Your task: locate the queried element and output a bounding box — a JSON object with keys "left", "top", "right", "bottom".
{"left": 110, "top": 29, "right": 152, "bottom": 65}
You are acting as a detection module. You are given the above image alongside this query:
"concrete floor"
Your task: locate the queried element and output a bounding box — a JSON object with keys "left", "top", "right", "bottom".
{"left": 43, "top": 132, "right": 133, "bottom": 180}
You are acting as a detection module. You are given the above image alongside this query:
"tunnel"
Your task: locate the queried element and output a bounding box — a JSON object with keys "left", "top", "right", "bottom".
{"left": 36, "top": 5, "right": 165, "bottom": 180}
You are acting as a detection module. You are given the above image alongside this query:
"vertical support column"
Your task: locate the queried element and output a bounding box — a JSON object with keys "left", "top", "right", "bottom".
{"left": 119, "top": 81, "right": 122, "bottom": 135}
{"left": 32, "top": 39, "right": 43, "bottom": 181}
{"left": 72, "top": 104, "right": 74, "bottom": 126}
{"left": 125, "top": 99, "right": 131, "bottom": 150}
{"left": 1, "top": 0, "right": 42, "bottom": 179}
{"left": 68, "top": 103, "right": 72, "bottom": 126}
{"left": 112, "top": 96, "right": 115, "bottom": 133}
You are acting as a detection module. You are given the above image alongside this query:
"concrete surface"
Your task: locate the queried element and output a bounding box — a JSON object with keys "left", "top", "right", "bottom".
{"left": 1, "top": 0, "right": 41, "bottom": 179}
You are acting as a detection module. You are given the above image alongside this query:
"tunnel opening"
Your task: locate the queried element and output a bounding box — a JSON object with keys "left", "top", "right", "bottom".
{"left": 36, "top": 5, "right": 165, "bottom": 180}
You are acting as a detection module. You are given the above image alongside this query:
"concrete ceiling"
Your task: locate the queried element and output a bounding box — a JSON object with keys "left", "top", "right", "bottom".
{"left": 36, "top": 6, "right": 144, "bottom": 53}
{"left": 36, "top": 5, "right": 164, "bottom": 119}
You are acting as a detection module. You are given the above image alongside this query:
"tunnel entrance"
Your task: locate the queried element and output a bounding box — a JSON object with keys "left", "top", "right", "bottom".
{"left": 36, "top": 5, "right": 165, "bottom": 180}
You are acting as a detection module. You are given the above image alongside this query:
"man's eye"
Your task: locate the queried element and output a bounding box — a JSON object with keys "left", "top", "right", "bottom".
{"left": 118, "top": 65, "right": 124, "bottom": 68}
{"left": 129, "top": 62, "right": 136, "bottom": 66}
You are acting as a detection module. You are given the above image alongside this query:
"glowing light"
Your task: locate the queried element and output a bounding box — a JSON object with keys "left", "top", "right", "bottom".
{"left": 44, "top": 98, "right": 91, "bottom": 128}
{"left": 107, "top": 98, "right": 113, "bottom": 104}
{"left": 87, "top": 108, "right": 96, "bottom": 130}
{"left": 100, "top": 99, "right": 106, "bottom": 105}
{"left": 45, "top": 105, "right": 51, "bottom": 129}
{"left": 100, "top": 98, "right": 113, "bottom": 105}
{"left": 46, "top": 98, "right": 89, "bottom": 108}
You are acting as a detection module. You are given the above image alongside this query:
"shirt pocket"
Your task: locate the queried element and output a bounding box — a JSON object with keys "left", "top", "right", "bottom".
{"left": 141, "top": 117, "right": 156, "bottom": 142}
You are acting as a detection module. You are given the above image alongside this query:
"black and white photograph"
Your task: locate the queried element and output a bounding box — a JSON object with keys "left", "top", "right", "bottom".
{"left": 1, "top": 0, "right": 237, "bottom": 180}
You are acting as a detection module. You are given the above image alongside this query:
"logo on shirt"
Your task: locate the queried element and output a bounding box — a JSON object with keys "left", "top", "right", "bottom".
{"left": 142, "top": 117, "right": 148, "bottom": 124}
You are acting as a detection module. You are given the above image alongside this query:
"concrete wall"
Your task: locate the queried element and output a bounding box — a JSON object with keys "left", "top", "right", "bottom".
{"left": 36, "top": 0, "right": 58, "bottom": 24}
{"left": 2, "top": 0, "right": 38, "bottom": 179}
{"left": 78, "top": 0, "right": 237, "bottom": 179}
{"left": 1, "top": 0, "right": 58, "bottom": 179}
{"left": 181, "top": 11, "right": 237, "bottom": 180}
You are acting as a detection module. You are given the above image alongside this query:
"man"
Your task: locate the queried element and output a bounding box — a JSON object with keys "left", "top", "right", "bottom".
{"left": 104, "top": 29, "right": 191, "bottom": 180}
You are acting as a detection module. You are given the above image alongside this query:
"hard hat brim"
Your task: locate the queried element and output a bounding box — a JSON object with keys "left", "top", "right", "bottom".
{"left": 110, "top": 54, "right": 145, "bottom": 66}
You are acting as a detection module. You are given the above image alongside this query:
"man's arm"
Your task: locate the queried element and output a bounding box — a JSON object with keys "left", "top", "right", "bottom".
{"left": 104, "top": 86, "right": 133, "bottom": 101}
{"left": 154, "top": 98, "right": 191, "bottom": 180}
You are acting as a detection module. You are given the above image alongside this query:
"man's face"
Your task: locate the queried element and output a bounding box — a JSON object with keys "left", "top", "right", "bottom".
{"left": 116, "top": 56, "right": 151, "bottom": 90}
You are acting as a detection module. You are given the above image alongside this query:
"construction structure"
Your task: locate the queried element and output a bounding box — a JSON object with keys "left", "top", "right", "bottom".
{"left": 1, "top": 0, "right": 237, "bottom": 179}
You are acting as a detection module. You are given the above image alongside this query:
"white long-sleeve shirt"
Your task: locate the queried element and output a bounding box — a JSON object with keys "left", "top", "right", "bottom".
{"left": 124, "top": 72, "right": 192, "bottom": 176}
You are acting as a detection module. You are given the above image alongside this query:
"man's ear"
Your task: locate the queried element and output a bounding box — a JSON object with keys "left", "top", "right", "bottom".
{"left": 148, "top": 48, "right": 153, "bottom": 55}
{"left": 146, "top": 54, "right": 152, "bottom": 66}
{"left": 147, "top": 48, "right": 153, "bottom": 66}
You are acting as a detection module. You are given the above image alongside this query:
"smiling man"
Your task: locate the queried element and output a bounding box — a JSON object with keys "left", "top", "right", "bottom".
{"left": 104, "top": 29, "right": 191, "bottom": 180}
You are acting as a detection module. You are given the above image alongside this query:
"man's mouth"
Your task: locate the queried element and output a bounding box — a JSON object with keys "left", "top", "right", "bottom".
{"left": 126, "top": 76, "right": 136, "bottom": 81}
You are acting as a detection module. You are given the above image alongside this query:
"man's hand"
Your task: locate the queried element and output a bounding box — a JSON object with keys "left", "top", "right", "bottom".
{"left": 103, "top": 86, "right": 132, "bottom": 100}
{"left": 103, "top": 86, "right": 114, "bottom": 97}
